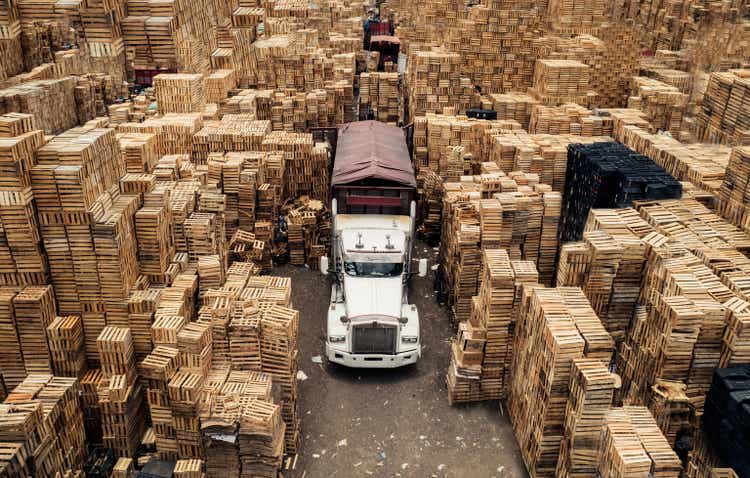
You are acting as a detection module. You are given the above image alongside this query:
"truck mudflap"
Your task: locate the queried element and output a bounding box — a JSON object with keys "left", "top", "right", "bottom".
{"left": 325, "top": 343, "right": 420, "bottom": 368}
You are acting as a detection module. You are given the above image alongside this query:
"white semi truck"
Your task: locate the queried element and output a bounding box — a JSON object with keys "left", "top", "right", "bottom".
{"left": 320, "top": 121, "right": 426, "bottom": 368}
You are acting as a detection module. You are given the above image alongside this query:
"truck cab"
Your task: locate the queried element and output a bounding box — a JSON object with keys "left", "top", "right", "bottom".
{"left": 321, "top": 121, "right": 425, "bottom": 368}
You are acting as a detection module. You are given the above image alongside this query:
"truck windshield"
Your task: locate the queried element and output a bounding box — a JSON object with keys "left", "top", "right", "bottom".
{"left": 344, "top": 262, "right": 403, "bottom": 277}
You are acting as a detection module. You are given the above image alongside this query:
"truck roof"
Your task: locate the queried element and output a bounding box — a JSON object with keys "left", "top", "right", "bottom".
{"left": 332, "top": 121, "right": 416, "bottom": 188}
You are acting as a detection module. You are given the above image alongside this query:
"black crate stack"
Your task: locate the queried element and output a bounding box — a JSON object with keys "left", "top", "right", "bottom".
{"left": 560, "top": 142, "right": 682, "bottom": 242}
{"left": 702, "top": 365, "right": 750, "bottom": 477}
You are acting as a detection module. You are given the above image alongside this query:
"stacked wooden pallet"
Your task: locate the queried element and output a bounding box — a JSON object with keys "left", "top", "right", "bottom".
{"left": 528, "top": 103, "right": 612, "bottom": 136}
{"left": 717, "top": 147, "right": 750, "bottom": 230}
{"left": 192, "top": 117, "right": 271, "bottom": 165}
{"left": 46, "top": 315, "right": 86, "bottom": 377}
{"left": 0, "top": 77, "right": 78, "bottom": 134}
{"left": 696, "top": 70, "right": 750, "bottom": 146}
{"left": 556, "top": 359, "right": 617, "bottom": 478}
{"left": 546, "top": 0, "right": 608, "bottom": 34}
{"left": 118, "top": 132, "right": 160, "bottom": 174}
{"left": 508, "top": 286, "right": 612, "bottom": 477}
{"left": 139, "top": 345, "right": 180, "bottom": 460}
{"left": 487, "top": 93, "right": 539, "bottom": 129}
{"left": 204, "top": 70, "right": 237, "bottom": 104}
{"left": 154, "top": 74, "right": 206, "bottom": 114}
{"left": 118, "top": 113, "right": 204, "bottom": 156}
{"left": 0, "top": 113, "right": 47, "bottom": 286}
{"left": 262, "top": 131, "right": 328, "bottom": 202}
{"left": 11, "top": 285, "right": 55, "bottom": 375}
{"left": 2, "top": 374, "right": 88, "bottom": 473}
{"left": 529, "top": 59, "right": 592, "bottom": 106}
{"left": 97, "top": 326, "right": 144, "bottom": 458}
{"left": 359, "top": 72, "right": 399, "bottom": 123}
{"left": 628, "top": 76, "right": 689, "bottom": 135}
{"left": 404, "top": 49, "right": 479, "bottom": 120}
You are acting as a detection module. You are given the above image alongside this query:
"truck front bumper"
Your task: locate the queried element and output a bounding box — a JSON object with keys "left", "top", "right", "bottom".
{"left": 325, "top": 343, "right": 420, "bottom": 368}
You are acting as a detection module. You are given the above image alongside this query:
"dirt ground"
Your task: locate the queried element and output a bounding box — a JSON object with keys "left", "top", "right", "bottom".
{"left": 276, "top": 242, "right": 529, "bottom": 478}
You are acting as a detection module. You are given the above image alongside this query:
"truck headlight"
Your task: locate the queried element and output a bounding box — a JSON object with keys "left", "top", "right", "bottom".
{"left": 328, "top": 335, "right": 346, "bottom": 343}
{"left": 401, "top": 336, "right": 418, "bottom": 344}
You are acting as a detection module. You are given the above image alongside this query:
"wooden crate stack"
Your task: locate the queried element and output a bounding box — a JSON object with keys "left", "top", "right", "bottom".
{"left": 696, "top": 70, "right": 750, "bottom": 146}
{"left": 118, "top": 132, "right": 160, "bottom": 174}
{"left": 12, "top": 285, "right": 56, "bottom": 375}
{"left": 0, "top": 290, "right": 25, "bottom": 389}
{"left": 204, "top": 70, "right": 237, "bottom": 104}
{"left": 97, "top": 326, "right": 145, "bottom": 458}
{"left": 0, "top": 78, "right": 78, "bottom": 134}
{"left": 238, "top": 397, "right": 285, "bottom": 477}
{"left": 717, "top": 147, "right": 750, "bottom": 231}
{"left": 112, "top": 457, "right": 133, "bottom": 477}
{"left": 174, "top": 322, "right": 212, "bottom": 458}
{"left": 0, "top": 112, "right": 47, "bottom": 287}
{"left": 154, "top": 74, "right": 206, "bottom": 114}
{"left": 508, "top": 286, "right": 613, "bottom": 477}
{"left": 487, "top": 93, "right": 539, "bottom": 129}
{"left": 556, "top": 359, "right": 617, "bottom": 478}
{"left": 546, "top": 0, "right": 607, "bottom": 33}
{"left": 135, "top": 204, "right": 176, "bottom": 285}
{"left": 2, "top": 374, "right": 88, "bottom": 474}
{"left": 359, "top": 72, "right": 399, "bottom": 123}
{"left": 192, "top": 118, "right": 270, "bottom": 165}
{"left": 262, "top": 131, "right": 329, "bottom": 202}
{"left": 628, "top": 76, "right": 688, "bottom": 135}
{"left": 46, "top": 315, "right": 86, "bottom": 377}
{"left": 139, "top": 345, "right": 180, "bottom": 460}
{"left": 118, "top": 113, "right": 204, "bottom": 156}
{"left": 529, "top": 59, "right": 593, "bottom": 106}
{"left": 404, "top": 49, "right": 479, "bottom": 120}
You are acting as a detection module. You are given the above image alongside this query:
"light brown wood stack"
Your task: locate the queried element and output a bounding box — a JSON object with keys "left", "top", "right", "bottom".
{"left": 229, "top": 301, "right": 262, "bottom": 371}
{"left": 648, "top": 380, "right": 693, "bottom": 448}
{"left": 204, "top": 70, "right": 237, "bottom": 104}
{"left": 118, "top": 113, "right": 204, "bottom": 156}
{"left": 262, "top": 131, "right": 329, "bottom": 202}
{"left": 198, "top": 255, "right": 226, "bottom": 300}
{"left": 0, "top": 290, "right": 24, "bottom": 389}
{"left": 598, "top": 408, "right": 652, "bottom": 478}
{"left": 192, "top": 118, "right": 270, "bottom": 165}
{"left": 136, "top": 204, "right": 176, "bottom": 285}
{"left": 404, "top": 49, "right": 479, "bottom": 120}
{"left": 696, "top": 70, "right": 750, "bottom": 146}
{"left": 97, "top": 326, "right": 144, "bottom": 458}
{"left": 112, "top": 457, "right": 134, "bottom": 477}
{"left": 139, "top": 345, "right": 180, "bottom": 460}
{"left": 556, "top": 359, "right": 616, "bottom": 478}
{"left": 358, "top": 72, "right": 399, "bottom": 123}
{"left": 508, "top": 286, "right": 612, "bottom": 477}
{"left": 154, "top": 74, "right": 206, "bottom": 114}
{"left": 720, "top": 297, "right": 750, "bottom": 366}
{"left": 0, "top": 441, "right": 31, "bottom": 476}
{"left": 178, "top": 322, "right": 212, "bottom": 377}
{"left": 174, "top": 458, "right": 204, "bottom": 478}
{"left": 530, "top": 60, "right": 592, "bottom": 106}
{"left": 4, "top": 374, "right": 88, "bottom": 472}
{"left": 0, "top": 78, "right": 77, "bottom": 134}
{"left": 127, "top": 288, "right": 162, "bottom": 361}
{"left": 488, "top": 93, "right": 540, "bottom": 129}
{"left": 628, "top": 76, "right": 688, "bottom": 135}
{"left": 717, "top": 147, "right": 750, "bottom": 230}
{"left": 46, "top": 315, "right": 86, "bottom": 377}
{"left": 11, "top": 285, "right": 55, "bottom": 375}
{"left": 118, "top": 132, "right": 160, "bottom": 174}
{"left": 546, "top": 0, "right": 607, "bottom": 33}
{"left": 238, "top": 398, "right": 285, "bottom": 478}
{"left": 0, "top": 113, "right": 47, "bottom": 287}
{"left": 417, "top": 169, "right": 444, "bottom": 244}
{"left": 626, "top": 406, "right": 682, "bottom": 478}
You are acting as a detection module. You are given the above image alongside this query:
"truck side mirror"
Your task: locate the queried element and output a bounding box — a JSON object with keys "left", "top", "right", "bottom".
{"left": 320, "top": 256, "right": 329, "bottom": 275}
{"left": 418, "top": 258, "right": 427, "bottom": 277}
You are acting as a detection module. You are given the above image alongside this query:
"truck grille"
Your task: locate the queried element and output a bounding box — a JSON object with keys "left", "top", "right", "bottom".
{"left": 352, "top": 324, "right": 397, "bottom": 354}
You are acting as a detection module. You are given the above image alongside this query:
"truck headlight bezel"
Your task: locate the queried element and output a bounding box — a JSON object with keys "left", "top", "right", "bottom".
{"left": 401, "top": 336, "right": 418, "bottom": 344}
{"left": 328, "top": 335, "right": 346, "bottom": 343}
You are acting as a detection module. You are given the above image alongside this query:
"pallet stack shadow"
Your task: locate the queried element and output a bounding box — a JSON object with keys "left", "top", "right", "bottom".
{"left": 559, "top": 142, "right": 682, "bottom": 243}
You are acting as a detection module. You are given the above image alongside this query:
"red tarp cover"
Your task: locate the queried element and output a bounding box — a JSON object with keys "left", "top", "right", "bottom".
{"left": 332, "top": 121, "right": 416, "bottom": 188}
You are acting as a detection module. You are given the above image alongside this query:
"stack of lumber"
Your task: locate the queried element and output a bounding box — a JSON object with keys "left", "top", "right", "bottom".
{"left": 0, "top": 77, "right": 77, "bottom": 134}
{"left": 154, "top": 74, "right": 206, "bottom": 114}
{"left": 556, "top": 359, "right": 617, "bottom": 478}
{"left": 557, "top": 208, "right": 653, "bottom": 342}
{"left": 508, "top": 286, "right": 613, "bottom": 477}
{"left": 528, "top": 103, "right": 612, "bottom": 136}
{"left": 2, "top": 374, "right": 88, "bottom": 473}
{"left": 628, "top": 76, "right": 689, "bottom": 134}
{"left": 696, "top": 70, "right": 750, "bottom": 146}
{"left": 281, "top": 197, "right": 331, "bottom": 268}
{"left": 118, "top": 113, "right": 204, "bottom": 156}
{"left": 529, "top": 60, "right": 592, "bottom": 106}
{"left": 204, "top": 70, "right": 237, "bottom": 104}
{"left": 46, "top": 315, "right": 86, "bottom": 377}
{"left": 487, "top": 93, "right": 539, "bottom": 129}
{"left": 560, "top": 142, "right": 682, "bottom": 242}
{"left": 546, "top": 0, "right": 608, "bottom": 33}
{"left": 97, "top": 326, "right": 144, "bottom": 458}
{"left": 717, "top": 147, "right": 750, "bottom": 231}
{"left": 485, "top": 132, "right": 612, "bottom": 193}
{"left": 0, "top": 113, "right": 47, "bottom": 286}
{"left": 447, "top": 251, "right": 540, "bottom": 403}
{"left": 192, "top": 117, "right": 270, "bottom": 165}
{"left": 358, "top": 72, "right": 399, "bottom": 123}
{"left": 262, "top": 131, "right": 329, "bottom": 202}
{"left": 612, "top": 112, "right": 730, "bottom": 193}
{"left": 32, "top": 126, "right": 137, "bottom": 362}
{"left": 139, "top": 345, "right": 180, "bottom": 460}
{"left": 404, "top": 49, "right": 479, "bottom": 120}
